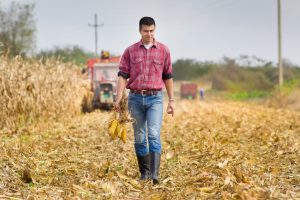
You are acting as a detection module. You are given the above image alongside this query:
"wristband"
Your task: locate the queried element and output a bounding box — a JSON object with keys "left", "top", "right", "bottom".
{"left": 169, "top": 98, "right": 175, "bottom": 102}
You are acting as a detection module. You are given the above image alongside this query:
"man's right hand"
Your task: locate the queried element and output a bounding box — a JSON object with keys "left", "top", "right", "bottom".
{"left": 114, "top": 76, "right": 127, "bottom": 113}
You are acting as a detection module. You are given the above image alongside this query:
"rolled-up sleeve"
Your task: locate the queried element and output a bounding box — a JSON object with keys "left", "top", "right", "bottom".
{"left": 162, "top": 47, "right": 173, "bottom": 80}
{"left": 118, "top": 48, "right": 130, "bottom": 79}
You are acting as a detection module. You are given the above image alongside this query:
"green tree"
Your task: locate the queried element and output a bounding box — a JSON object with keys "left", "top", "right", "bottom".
{"left": 36, "top": 45, "right": 94, "bottom": 66}
{"left": 173, "top": 59, "right": 217, "bottom": 80}
{"left": 0, "top": 2, "right": 36, "bottom": 57}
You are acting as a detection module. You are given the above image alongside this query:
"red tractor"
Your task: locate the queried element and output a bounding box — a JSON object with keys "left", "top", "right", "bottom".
{"left": 86, "top": 52, "right": 120, "bottom": 110}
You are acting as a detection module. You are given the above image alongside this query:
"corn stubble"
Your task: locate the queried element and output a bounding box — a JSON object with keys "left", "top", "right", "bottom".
{"left": 0, "top": 99, "right": 299, "bottom": 199}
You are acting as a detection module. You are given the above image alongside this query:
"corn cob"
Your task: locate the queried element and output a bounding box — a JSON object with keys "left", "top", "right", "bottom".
{"left": 121, "top": 127, "right": 126, "bottom": 143}
{"left": 108, "top": 119, "right": 118, "bottom": 138}
{"left": 117, "top": 124, "right": 123, "bottom": 139}
{"left": 107, "top": 94, "right": 130, "bottom": 143}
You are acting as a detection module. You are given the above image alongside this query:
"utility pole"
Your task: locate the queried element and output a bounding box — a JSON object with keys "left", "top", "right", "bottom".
{"left": 89, "top": 14, "right": 104, "bottom": 57}
{"left": 278, "top": 0, "right": 283, "bottom": 86}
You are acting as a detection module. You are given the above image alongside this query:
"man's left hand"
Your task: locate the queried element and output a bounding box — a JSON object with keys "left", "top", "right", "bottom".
{"left": 167, "top": 101, "right": 175, "bottom": 117}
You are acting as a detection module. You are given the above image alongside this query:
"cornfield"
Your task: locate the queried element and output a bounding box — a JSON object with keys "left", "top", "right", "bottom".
{"left": 0, "top": 56, "right": 88, "bottom": 131}
{"left": 0, "top": 57, "right": 299, "bottom": 199}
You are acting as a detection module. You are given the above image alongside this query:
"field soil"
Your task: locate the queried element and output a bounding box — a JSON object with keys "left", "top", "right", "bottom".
{"left": 1, "top": 99, "right": 299, "bottom": 199}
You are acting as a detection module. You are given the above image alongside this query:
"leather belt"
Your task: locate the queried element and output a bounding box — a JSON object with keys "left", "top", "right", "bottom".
{"left": 130, "top": 89, "right": 161, "bottom": 96}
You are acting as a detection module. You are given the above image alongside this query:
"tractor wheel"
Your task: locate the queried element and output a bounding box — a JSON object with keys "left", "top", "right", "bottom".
{"left": 81, "top": 91, "right": 94, "bottom": 113}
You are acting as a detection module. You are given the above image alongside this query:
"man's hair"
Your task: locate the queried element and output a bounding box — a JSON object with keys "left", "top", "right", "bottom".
{"left": 139, "top": 17, "right": 155, "bottom": 30}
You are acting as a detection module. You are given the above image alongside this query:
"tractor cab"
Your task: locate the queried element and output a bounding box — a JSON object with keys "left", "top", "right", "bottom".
{"left": 87, "top": 52, "right": 120, "bottom": 109}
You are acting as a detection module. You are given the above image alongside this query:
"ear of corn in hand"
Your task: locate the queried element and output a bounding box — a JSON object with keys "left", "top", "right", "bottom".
{"left": 107, "top": 94, "right": 130, "bottom": 144}
{"left": 108, "top": 119, "right": 118, "bottom": 138}
{"left": 117, "top": 124, "right": 123, "bottom": 138}
{"left": 121, "top": 128, "right": 126, "bottom": 143}
{"left": 108, "top": 119, "right": 127, "bottom": 143}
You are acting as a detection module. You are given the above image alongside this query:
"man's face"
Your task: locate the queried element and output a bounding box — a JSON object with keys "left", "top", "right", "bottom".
{"left": 140, "top": 24, "right": 155, "bottom": 44}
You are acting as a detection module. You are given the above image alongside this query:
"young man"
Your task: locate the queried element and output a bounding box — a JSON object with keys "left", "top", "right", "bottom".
{"left": 114, "top": 16, "right": 174, "bottom": 184}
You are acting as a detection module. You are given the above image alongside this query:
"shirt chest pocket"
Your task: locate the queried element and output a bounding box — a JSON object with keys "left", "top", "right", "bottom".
{"left": 132, "top": 58, "right": 143, "bottom": 74}
{"left": 152, "top": 59, "right": 163, "bottom": 73}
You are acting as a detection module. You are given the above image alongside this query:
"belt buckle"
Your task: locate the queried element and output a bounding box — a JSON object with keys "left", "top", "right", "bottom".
{"left": 141, "top": 90, "right": 147, "bottom": 96}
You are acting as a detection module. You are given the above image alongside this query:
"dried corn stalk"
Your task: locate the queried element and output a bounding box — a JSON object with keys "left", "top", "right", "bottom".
{"left": 0, "top": 56, "right": 89, "bottom": 131}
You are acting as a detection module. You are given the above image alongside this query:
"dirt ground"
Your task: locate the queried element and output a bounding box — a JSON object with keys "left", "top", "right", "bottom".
{"left": 1, "top": 99, "right": 299, "bottom": 200}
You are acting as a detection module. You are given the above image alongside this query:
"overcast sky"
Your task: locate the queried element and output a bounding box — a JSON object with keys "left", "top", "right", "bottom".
{"left": 2, "top": 0, "right": 300, "bottom": 65}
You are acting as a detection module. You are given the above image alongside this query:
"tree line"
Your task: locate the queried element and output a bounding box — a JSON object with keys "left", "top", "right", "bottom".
{"left": 173, "top": 56, "right": 300, "bottom": 92}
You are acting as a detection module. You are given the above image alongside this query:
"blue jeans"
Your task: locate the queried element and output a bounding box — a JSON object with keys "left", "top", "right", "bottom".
{"left": 128, "top": 91, "right": 163, "bottom": 156}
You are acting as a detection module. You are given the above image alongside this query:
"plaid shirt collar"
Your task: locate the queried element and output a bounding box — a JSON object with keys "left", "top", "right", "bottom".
{"left": 138, "top": 39, "right": 158, "bottom": 48}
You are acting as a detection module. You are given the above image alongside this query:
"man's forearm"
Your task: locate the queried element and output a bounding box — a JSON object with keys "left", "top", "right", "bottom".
{"left": 116, "top": 76, "right": 127, "bottom": 102}
{"left": 164, "top": 78, "right": 174, "bottom": 101}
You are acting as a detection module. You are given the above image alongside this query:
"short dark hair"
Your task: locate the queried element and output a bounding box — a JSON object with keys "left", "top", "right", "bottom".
{"left": 139, "top": 17, "right": 155, "bottom": 30}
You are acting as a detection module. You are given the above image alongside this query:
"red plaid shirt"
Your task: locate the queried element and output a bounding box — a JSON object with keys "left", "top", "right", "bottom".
{"left": 118, "top": 40, "right": 173, "bottom": 90}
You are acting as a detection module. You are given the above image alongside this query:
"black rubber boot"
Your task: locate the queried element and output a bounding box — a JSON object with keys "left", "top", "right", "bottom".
{"left": 137, "top": 154, "right": 150, "bottom": 180}
{"left": 150, "top": 152, "right": 161, "bottom": 184}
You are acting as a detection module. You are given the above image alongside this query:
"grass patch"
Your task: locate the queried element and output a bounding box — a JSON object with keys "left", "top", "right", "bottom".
{"left": 229, "top": 91, "right": 270, "bottom": 100}
{"left": 278, "top": 79, "right": 300, "bottom": 94}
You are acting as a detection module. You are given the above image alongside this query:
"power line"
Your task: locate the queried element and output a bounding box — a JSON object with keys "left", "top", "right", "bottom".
{"left": 88, "top": 14, "right": 104, "bottom": 57}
